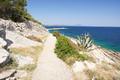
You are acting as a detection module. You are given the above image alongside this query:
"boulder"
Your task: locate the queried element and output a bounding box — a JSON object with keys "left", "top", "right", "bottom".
{"left": 6, "top": 31, "right": 42, "bottom": 48}
{"left": 0, "top": 69, "right": 16, "bottom": 80}
{"left": 0, "top": 48, "right": 10, "bottom": 65}
{"left": 72, "top": 61, "right": 96, "bottom": 73}
{"left": 72, "top": 61, "right": 86, "bottom": 73}
{"left": 14, "top": 70, "right": 27, "bottom": 79}
{"left": 0, "top": 38, "right": 6, "bottom": 48}
{"left": 14, "top": 54, "right": 34, "bottom": 67}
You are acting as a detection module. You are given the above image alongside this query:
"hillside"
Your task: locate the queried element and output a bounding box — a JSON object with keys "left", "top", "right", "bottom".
{"left": 0, "top": 0, "right": 50, "bottom": 79}
{"left": 53, "top": 33, "right": 120, "bottom": 80}
{"left": 0, "top": 18, "right": 49, "bottom": 80}
{"left": 0, "top": 0, "right": 120, "bottom": 80}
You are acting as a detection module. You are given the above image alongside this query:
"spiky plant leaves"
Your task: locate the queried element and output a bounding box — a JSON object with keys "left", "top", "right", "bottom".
{"left": 77, "top": 33, "right": 93, "bottom": 51}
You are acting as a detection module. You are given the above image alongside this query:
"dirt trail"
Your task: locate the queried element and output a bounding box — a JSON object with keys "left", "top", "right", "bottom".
{"left": 32, "top": 34, "right": 73, "bottom": 80}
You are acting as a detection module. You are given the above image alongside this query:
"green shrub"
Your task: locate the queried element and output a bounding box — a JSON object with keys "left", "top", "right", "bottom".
{"left": 53, "top": 31, "right": 61, "bottom": 38}
{"left": 55, "top": 34, "right": 88, "bottom": 65}
{"left": 0, "top": 0, "right": 40, "bottom": 23}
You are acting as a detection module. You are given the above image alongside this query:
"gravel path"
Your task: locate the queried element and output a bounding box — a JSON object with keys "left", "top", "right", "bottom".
{"left": 32, "top": 34, "right": 73, "bottom": 80}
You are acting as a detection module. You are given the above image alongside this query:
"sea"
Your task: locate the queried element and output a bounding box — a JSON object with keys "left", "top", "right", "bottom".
{"left": 46, "top": 26, "right": 120, "bottom": 52}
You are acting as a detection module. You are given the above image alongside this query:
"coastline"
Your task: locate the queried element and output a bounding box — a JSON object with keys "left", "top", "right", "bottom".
{"left": 47, "top": 26, "right": 120, "bottom": 52}
{"left": 47, "top": 27, "right": 68, "bottom": 30}
{"left": 52, "top": 32, "right": 120, "bottom": 80}
{"left": 68, "top": 36, "right": 120, "bottom": 63}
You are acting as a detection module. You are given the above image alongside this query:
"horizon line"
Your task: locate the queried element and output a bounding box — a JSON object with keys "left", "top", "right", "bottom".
{"left": 44, "top": 25, "right": 120, "bottom": 27}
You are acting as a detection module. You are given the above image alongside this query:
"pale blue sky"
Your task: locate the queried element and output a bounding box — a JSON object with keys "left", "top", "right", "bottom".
{"left": 27, "top": 0, "right": 120, "bottom": 26}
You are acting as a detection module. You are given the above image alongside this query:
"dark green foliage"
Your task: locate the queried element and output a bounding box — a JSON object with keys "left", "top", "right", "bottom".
{"left": 53, "top": 31, "right": 61, "bottom": 38}
{"left": 0, "top": 0, "right": 34, "bottom": 22}
{"left": 55, "top": 33, "right": 88, "bottom": 65}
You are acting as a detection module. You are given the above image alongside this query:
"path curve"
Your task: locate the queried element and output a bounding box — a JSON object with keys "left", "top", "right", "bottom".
{"left": 32, "top": 34, "right": 73, "bottom": 80}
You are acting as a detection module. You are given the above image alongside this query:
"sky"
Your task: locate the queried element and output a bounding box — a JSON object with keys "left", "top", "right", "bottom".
{"left": 27, "top": 0, "right": 120, "bottom": 26}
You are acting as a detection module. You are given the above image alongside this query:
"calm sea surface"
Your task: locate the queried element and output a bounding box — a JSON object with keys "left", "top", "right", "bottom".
{"left": 46, "top": 26, "right": 120, "bottom": 52}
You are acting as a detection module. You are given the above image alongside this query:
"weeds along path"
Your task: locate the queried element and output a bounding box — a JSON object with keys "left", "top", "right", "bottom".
{"left": 32, "top": 34, "right": 73, "bottom": 80}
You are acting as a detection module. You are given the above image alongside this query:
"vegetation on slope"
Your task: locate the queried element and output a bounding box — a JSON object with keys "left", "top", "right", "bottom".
{"left": 53, "top": 32, "right": 88, "bottom": 65}
{"left": 0, "top": 0, "right": 41, "bottom": 23}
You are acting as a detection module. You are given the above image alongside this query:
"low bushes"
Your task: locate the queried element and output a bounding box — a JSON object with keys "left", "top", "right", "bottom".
{"left": 53, "top": 32, "right": 61, "bottom": 38}
{"left": 54, "top": 32, "right": 88, "bottom": 65}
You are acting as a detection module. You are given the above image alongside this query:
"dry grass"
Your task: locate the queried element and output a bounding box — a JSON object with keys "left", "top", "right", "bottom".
{"left": 111, "top": 62, "right": 120, "bottom": 70}
{"left": 10, "top": 46, "right": 42, "bottom": 62}
{"left": 19, "top": 64, "right": 36, "bottom": 72}
{"left": 84, "top": 62, "right": 120, "bottom": 80}
{"left": 26, "top": 35, "right": 48, "bottom": 42}
{"left": 84, "top": 69, "right": 95, "bottom": 80}
{"left": 9, "top": 46, "right": 43, "bottom": 80}
{"left": 18, "top": 77, "right": 32, "bottom": 80}
{"left": 73, "top": 72, "right": 88, "bottom": 80}
{"left": 17, "top": 73, "right": 32, "bottom": 80}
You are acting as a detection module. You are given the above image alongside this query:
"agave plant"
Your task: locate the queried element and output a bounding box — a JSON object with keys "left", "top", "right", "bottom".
{"left": 77, "top": 33, "right": 93, "bottom": 51}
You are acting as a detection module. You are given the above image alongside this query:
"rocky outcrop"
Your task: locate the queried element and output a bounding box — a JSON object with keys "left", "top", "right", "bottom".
{"left": 72, "top": 61, "right": 96, "bottom": 73}
{"left": 14, "top": 70, "right": 27, "bottom": 79}
{"left": 0, "top": 18, "right": 48, "bottom": 37}
{"left": 14, "top": 54, "right": 34, "bottom": 67}
{"left": 6, "top": 30, "right": 42, "bottom": 48}
{"left": 0, "top": 37, "right": 6, "bottom": 48}
{"left": 0, "top": 18, "right": 49, "bottom": 80}
{"left": 0, "top": 48, "right": 10, "bottom": 66}
{"left": 0, "top": 69, "right": 29, "bottom": 80}
{"left": 0, "top": 69, "right": 16, "bottom": 80}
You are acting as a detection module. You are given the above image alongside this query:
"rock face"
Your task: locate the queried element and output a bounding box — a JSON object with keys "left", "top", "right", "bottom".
{"left": 6, "top": 30, "right": 42, "bottom": 48}
{"left": 0, "top": 69, "right": 16, "bottom": 80}
{"left": 0, "top": 18, "right": 48, "bottom": 37}
{"left": 0, "top": 37, "right": 6, "bottom": 48}
{"left": 72, "top": 61, "right": 96, "bottom": 73}
{"left": 14, "top": 70, "right": 27, "bottom": 79}
{"left": 0, "top": 48, "right": 10, "bottom": 66}
{"left": 0, "top": 18, "right": 49, "bottom": 80}
{"left": 14, "top": 54, "right": 34, "bottom": 67}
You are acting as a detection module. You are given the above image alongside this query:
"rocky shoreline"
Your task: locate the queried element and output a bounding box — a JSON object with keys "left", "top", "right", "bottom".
{"left": 68, "top": 36, "right": 120, "bottom": 80}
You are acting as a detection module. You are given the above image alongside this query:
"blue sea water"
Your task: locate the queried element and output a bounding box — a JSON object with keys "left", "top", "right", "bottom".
{"left": 46, "top": 26, "right": 120, "bottom": 52}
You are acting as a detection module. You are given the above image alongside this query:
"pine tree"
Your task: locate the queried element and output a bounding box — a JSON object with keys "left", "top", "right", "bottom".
{"left": 0, "top": 0, "right": 32, "bottom": 22}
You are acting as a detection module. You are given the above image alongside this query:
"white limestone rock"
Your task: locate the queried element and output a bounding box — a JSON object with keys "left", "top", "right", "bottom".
{"left": 15, "top": 70, "right": 27, "bottom": 79}
{"left": 84, "top": 61, "right": 96, "bottom": 70}
{"left": 6, "top": 30, "right": 42, "bottom": 48}
{"left": 0, "top": 69, "right": 16, "bottom": 80}
{"left": 14, "top": 54, "right": 34, "bottom": 67}
{"left": 72, "top": 61, "right": 86, "bottom": 73}
{"left": 0, "top": 38, "right": 6, "bottom": 48}
{"left": 0, "top": 48, "right": 10, "bottom": 65}
{"left": 0, "top": 18, "right": 48, "bottom": 37}
{"left": 72, "top": 61, "right": 96, "bottom": 73}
